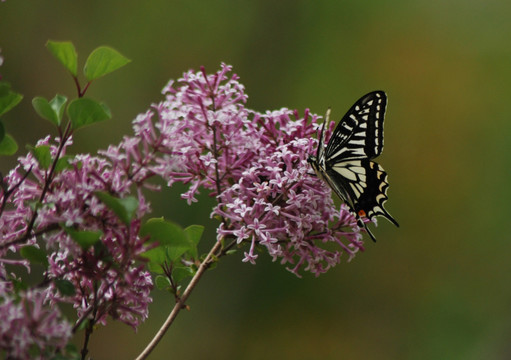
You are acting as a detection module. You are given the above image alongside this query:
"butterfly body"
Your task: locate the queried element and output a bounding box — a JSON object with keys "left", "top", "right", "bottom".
{"left": 308, "top": 91, "right": 398, "bottom": 242}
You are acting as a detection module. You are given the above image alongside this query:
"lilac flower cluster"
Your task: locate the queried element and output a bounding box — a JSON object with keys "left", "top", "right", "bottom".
{"left": 1, "top": 135, "right": 153, "bottom": 340}
{"left": 129, "top": 64, "right": 365, "bottom": 276}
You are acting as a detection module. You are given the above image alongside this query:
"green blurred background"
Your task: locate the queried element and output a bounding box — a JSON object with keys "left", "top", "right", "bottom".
{"left": 1, "top": 1, "right": 511, "bottom": 359}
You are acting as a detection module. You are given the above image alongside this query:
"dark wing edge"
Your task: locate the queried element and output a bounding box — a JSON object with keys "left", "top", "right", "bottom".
{"left": 362, "top": 91, "right": 386, "bottom": 160}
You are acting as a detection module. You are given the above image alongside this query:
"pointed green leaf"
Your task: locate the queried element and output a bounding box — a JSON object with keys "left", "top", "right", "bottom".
{"left": 64, "top": 227, "right": 103, "bottom": 250}
{"left": 32, "top": 94, "right": 67, "bottom": 126}
{"left": 140, "top": 218, "right": 191, "bottom": 262}
{"left": 95, "top": 192, "right": 138, "bottom": 225}
{"left": 54, "top": 155, "right": 73, "bottom": 173}
{"left": 50, "top": 94, "right": 67, "bottom": 124}
{"left": 147, "top": 260, "right": 165, "bottom": 274}
{"left": 29, "top": 145, "right": 52, "bottom": 170}
{"left": 20, "top": 245, "right": 48, "bottom": 266}
{"left": 84, "top": 46, "right": 131, "bottom": 81}
{"left": 32, "top": 97, "right": 59, "bottom": 125}
{"left": 172, "top": 265, "right": 195, "bottom": 284}
{"left": 46, "top": 41, "right": 78, "bottom": 76}
{"left": 11, "top": 276, "right": 28, "bottom": 291}
{"left": 141, "top": 246, "right": 166, "bottom": 274}
{"left": 0, "top": 82, "right": 23, "bottom": 117}
{"left": 67, "top": 98, "right": 111, "bottom": 130}
{"left": 155, "top": 275, "right": 171, "bottom": 290}
{"left": 140, "top": 218, "right": 184, "bottom": 246}
{"left": 166, "top": 240, "right": 192, "bottom": 262}
{"left": 184, "top": 225, "right": 203, "bottom": 259}
{"left": 75, "top": 318, "right": 90, "bottom": 332}
{"left": 0, "top": 134, "right": 18, "bottom": 155}
{"left": 54, "top": 279, "right": 76, "bottom": 296}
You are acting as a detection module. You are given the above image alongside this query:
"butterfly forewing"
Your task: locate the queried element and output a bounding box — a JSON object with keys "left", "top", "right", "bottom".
{"left": 310, "top": 91, "right": 398, "bottom": 242}
{"left": 325, "top": 91, "right": 386, "bottom": 161}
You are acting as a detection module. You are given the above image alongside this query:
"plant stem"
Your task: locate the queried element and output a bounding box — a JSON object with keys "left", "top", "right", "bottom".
{"left": 134, "top": 239, "right": 223, "bottom": 360}
{"left": 21, "top": 123, "right": 72, "bottom": 246}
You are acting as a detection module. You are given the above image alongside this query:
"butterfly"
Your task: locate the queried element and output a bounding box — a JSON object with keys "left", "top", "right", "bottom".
{"left": 308, "top": 91, "right": 399, "bottom": 241}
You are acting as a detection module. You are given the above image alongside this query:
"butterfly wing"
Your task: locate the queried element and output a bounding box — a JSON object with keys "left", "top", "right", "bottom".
{"left": 328, "top": 159, "right": 398, "bottom": 222}
{"left": 325, "top": 91, "right": 386, "bottom": 161}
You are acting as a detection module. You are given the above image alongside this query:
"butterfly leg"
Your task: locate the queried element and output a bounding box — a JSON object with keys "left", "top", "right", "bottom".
{"left": 356, "top": 216, "right": 377, "bottom": 242}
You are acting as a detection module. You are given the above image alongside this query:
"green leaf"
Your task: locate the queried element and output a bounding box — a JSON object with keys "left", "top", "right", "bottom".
{"left": 54, "top": 155, "right": 73, "bottom": 173}
{"left": 20, "top": 245, "right": 48, "bottom": 267}
{"left": 95, "top": 192, "right": 138, "bottom": 225}
{"left": 140, "top": 246, "right": 166, "bottom": 274}
{"left": 54, "top": 279, "right": 76, "bottom": 296}
{"left": 140, "top": 218, "right": 184, "bottom": 246}
{"left": 172, "top": 265, "right": 195, "bottom": 283}
{"left": 184, "top": 225, "right": 204, "bottom": 259}
{"left": 84, "top": 46, "right": 131, "bottom": 81}
{"left": 0, "top": 134, "right": 18, "bottom": 155}
{"left": 29, "top": 145, "right": 52, "bottom": 170}
{"left": 33, "top": 94, "right": 68, "bottom": 126}
{"left": 67, "top": 98, "right": 111, "bottom": 130}
{"left": 46, "top": 41, "right": 78, "bottom": 76}
{"left": 32, "top": 97, "right": 58, "bottom": 126}
{"left": 64, "top": 227, "right": 103, "bottom": 250}
{"left": 140, "top": 218, "right": 191, "bottom": 262}
{"left": 50, "top": 94, "right": 67, "bottom": 124}
{"left": 155, "top": 275, "right": 171, "bottom": 290}
{"left": 75, "top": 318, "right": 89, "bottom": 332}
{"left": 0, "top": 82, "right": 23, "bottom": 117}
{"left": 62, "top": 344, "right": 80, "bottom": 360}
{"left": 166, "top": 242, "right": 191, "bottom": 262}
{"left": 147, "top": 260, "right": 165, "bottom": 274}
{"left": 11, "top": 276, "right": 28, "bottom": 292}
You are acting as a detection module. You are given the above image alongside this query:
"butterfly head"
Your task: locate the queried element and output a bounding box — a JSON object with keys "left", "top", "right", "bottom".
{"left": 307, "top": 154, "right": 317, "bottom": 171}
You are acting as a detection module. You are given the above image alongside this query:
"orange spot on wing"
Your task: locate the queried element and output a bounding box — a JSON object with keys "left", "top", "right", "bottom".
{"left": 358, "top": 210, "right": 366, "bottom": 217}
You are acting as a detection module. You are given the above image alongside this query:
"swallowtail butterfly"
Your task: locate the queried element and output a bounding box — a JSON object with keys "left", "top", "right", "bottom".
{"left": 308, "top": 91, "right": 399, "bottom": 241}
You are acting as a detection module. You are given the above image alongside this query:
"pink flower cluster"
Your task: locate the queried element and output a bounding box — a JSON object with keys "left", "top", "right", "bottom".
{"left": 1, "top": 135, "right": 153, "bottom": 334}
{"left": 128, "top": 64, "right": 365, "bottom": 276}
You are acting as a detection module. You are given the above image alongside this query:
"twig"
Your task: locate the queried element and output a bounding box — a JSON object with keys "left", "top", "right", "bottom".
{"left": 134, "top": 239, "right": 222, "bottom": 360}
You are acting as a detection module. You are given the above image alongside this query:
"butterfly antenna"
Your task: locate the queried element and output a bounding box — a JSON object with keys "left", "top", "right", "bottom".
{"left": 317, "top": 108, "right": 331, "bottom": 160}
